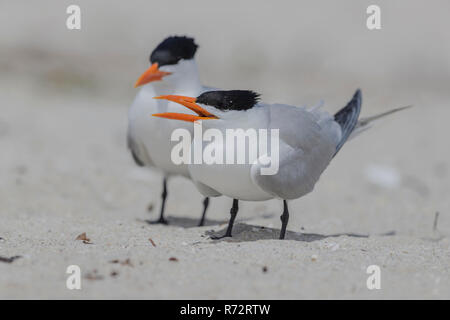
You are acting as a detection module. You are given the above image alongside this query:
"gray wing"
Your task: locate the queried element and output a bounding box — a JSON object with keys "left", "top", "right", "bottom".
{"left": 251, "top": 104, "right": 339, "bottom": 200}
{"left": 127, "top": 128, "right": 153, "bottom": 167}
{"left": 192, "top": 180, "right": 222, "bottom": 197}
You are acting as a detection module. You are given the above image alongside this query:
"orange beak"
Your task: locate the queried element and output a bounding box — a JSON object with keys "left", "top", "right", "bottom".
{"left": 134, "top": 63, "right": 172, "bottom": 87}
{"left": 152, "top": 95, "right": 219, "bottom": 122}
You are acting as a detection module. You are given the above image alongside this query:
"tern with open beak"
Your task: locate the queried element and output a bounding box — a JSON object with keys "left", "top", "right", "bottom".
{"left": 128, "top": 36, "right": 218, "bottom": 226}
{"left": 152, "top": 89, "right": 410, "bottom": 239}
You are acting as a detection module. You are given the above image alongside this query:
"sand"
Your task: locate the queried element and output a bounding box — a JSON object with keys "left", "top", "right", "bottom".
{"left": 0, "top": 0, "right": 449, "bottom": 299}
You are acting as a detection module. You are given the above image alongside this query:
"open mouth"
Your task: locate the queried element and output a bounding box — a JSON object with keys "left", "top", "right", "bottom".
{"left": 152, "top": 95, "right": 219, "bottom": 122}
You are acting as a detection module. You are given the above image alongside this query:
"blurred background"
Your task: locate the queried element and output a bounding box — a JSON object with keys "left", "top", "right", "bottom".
{"left": 2, "top": 0, "right": 450, "bottom": 100}
{"left": 0, "top": 0, "right": 449, "bottom": 298}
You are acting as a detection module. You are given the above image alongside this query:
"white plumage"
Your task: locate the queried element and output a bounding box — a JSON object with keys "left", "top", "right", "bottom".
{"left": 128, "top": 60, "right": 205, "bottom": 177}
{"left": 128, "top": 52, "right": 216, "bottom": 224}
{"left": 187, "top": 102, "right": 343, "bottom": 201}
{"left": 152, "top": 89, "right": 364, "bottom": 238}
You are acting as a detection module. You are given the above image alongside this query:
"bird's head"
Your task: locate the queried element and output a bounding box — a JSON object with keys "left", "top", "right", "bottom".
{"left": 134, "top": 36, "right": 199, "bottom": 88}
{"left": 152, "top": 90, "right": 261, "bottom": 122}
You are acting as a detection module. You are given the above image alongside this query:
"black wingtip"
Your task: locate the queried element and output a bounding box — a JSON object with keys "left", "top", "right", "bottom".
{"left": 333, "top": 89, "right": 362, "bottom": 155}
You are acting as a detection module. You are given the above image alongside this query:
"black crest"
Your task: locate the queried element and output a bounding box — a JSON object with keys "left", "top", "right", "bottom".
{"left": 150, "top": 36, "right": 198, "bottom": 66}
{"left": 196, "top": 90, "right": 260, "bottom": 111}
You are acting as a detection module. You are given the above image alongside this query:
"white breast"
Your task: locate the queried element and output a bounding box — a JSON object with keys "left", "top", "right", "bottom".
{"left": 128, "top": 86, "right": 201, "bottom": 177}
{"left": 187, "top": 107, "right": 274, "bottom": 201}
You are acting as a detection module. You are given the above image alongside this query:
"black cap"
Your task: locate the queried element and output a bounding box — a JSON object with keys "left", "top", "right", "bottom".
{"left": 150, "top": 36, "right": 198, "bottom": 66}
{"left": 197, "top": 90, "right": 260, "bottom": 111}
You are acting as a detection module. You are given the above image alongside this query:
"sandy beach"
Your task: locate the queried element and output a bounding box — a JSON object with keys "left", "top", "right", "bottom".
{"left": 0, "top": 0, "right": 449, "bottom": 299}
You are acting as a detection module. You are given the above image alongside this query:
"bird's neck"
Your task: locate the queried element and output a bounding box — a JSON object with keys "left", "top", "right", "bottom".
{"left": 172, "top": 60, "right": 203, "bottom": 93}
{"left": 155, "top": 59, "right": 203, "bottom": 95}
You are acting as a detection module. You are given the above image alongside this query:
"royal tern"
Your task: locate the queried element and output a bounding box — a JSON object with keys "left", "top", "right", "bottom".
{"left": 152, "top": 89, "right": 409, "bottom": 239}
{"left": 128, "top": 36, "right": 215, "bottom": 225}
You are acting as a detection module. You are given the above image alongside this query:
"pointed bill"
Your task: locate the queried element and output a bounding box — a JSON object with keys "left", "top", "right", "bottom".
{"left": 134, "top": 63, "right": 171, "bottom": 87}
{"left": 153, "top": 95, "right": 219, "bottom": 121}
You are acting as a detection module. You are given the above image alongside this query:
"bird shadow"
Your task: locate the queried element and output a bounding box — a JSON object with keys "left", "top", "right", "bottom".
{"left": 140, "top": 212, "right": 275, "bottom": 229}
{"left": 141, "top": 216, "right": 228, "bottom": 228}
{"left": 205, "top": 223, "right": 396, "bottom": 243}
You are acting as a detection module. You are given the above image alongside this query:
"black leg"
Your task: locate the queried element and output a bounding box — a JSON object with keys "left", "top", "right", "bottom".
{"left": 198, "top": 197, "right": 210, "bottom": 226}
{"left": 279, "top": 200, "right": 289, "bottom": 240}
{"left": 225, "top": 199, "right": 239, "bottom": 237}
{"left": 211, "top": 199, "right": 239, "bottom": 239}
{"left": 148, "top": 178, "right": 168, "bottom": 225}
